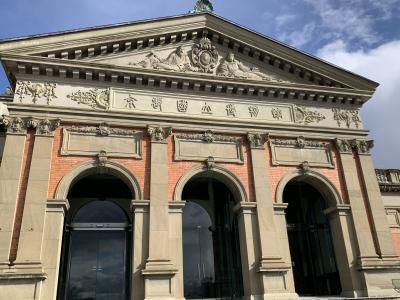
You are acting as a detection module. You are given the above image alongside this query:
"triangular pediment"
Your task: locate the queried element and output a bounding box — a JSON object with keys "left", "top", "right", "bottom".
{"left": 0, "top": 12, "right": 378, "bottom": 102}
{"left": 89, "top": 38, "right": 301, "bottom": 84}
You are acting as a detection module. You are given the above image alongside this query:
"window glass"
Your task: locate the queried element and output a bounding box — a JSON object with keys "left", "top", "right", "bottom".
{"left": 73, "top": 200, "right": 128, "bottom": 224}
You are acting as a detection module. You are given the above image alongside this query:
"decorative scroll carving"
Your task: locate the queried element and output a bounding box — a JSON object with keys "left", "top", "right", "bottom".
{"left": 332, "top": 108, "right": 361, "bottom": 128}
{"left": 247, "top": 132, "right": 269, "bottom": 149}
{"left": 67, "top": 88, "right": 110, "bottom": 110}
{"left": 0, "top": 116, "right": 60, "bottom": 135}
{"left": 191, "top": 38, "right": 219, "bottom": 73}
{"left": 15, "top": 81, "right": 57, "bottom": 104}
{"left": 175, "top": 131, "right": 240, "bottom": 143}
{"left": 294, "top": 106, "right": 326, "bottom": 125}
{"left": 272, "top": 137, "right": 327, "bottom": 149}
{"left": 147, "top": 126, "right": 172, "bottom": 143}
{"left": 36, "top": 118, "right": 61, "bottom": 136}
{"left": 69, "top": 123, "right": 135, "bottom": 137}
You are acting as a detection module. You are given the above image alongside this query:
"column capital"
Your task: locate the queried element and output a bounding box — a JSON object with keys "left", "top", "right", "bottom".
{"left": 147, "top": 125, "right": 172, "bottom": 143}
{"left": 247, "top": 132, "right": 269, "bottom": 149}
{"left": 351, "top": 139, "right": 374, "bottom": 155}
{"left": 335, "top": 138, "right": 353, "bottom": 154}
{"left": 0, "top": 116, "right": 60, "bottom": 136}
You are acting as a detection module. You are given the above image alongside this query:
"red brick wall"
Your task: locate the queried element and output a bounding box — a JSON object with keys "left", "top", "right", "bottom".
{"left": 391, "top": 210, "right": 400, "bottom": 256}
{"left": 48, "top": 126, "right": 150, "bottom": 200}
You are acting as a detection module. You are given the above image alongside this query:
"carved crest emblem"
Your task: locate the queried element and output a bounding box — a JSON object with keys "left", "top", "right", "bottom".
{"left": 191, "top": 38, "right": 219, "bottom": 73}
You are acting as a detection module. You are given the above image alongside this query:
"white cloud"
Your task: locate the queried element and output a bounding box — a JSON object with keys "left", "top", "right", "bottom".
{"left": 305, "top": 0, "right": 379, "bottom": 45}
{"left": 278, "top": 22, "right": 316, "bottom": 48}
{"left": 275, "top": 13, "right": 297, "bottom": 28}
{"left": 317, "top": 40, "right": 400, "bottom": 167}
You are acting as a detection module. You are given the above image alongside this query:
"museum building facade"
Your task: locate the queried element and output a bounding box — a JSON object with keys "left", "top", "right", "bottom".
{"left": 0, "top": 11, "right": 399, "bottom": 300}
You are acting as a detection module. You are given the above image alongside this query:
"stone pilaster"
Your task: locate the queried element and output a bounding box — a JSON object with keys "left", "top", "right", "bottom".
{"left": 0, "top": 117, "right": 28, "bottom": 266}
{"left": 143, "top": 126, "right": 177, "bottom": 300}
{"left": 168, "top": 201, "right": 186, "bottom": 300}
{"left": 335, "top": 139, "right": 378, "bottom": 261}
{"left": 14, "top": 119, "right": 60, "bottom": 272}
{"left": 336, "top": 139, "right": 400, "bottom": 296}
{"left": 132, "top": 200, "right": 150, "bottom": 300}
{"left": 247, "top": 133, "right": 293, "bottom": 300}
{"left": 40, "top": 199, "right": 69, "bottom": 300}
{"left": 352, "top": 140, "right": 398, "bottom": 259}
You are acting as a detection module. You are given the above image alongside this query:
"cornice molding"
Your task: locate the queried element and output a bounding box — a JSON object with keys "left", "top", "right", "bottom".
{"left": 2, "top": 54, "right": 373, "bottom": 108}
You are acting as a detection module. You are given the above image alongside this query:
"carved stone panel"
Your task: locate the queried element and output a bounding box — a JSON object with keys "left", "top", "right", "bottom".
{"left": 61, "top": 124, "right": 142, "bottom": 158}
{"left": 270, "top": 138, "right": 334, "bottom": 168}
{"left": 174, "top": 132, "right": 244, "bottom": 164}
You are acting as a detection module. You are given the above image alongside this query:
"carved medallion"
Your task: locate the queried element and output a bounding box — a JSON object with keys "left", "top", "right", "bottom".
{"left": 67, "top": 88, "right": 110, "bottom": 110}
{"left": 177, "top": 100, "right": 188, "bottom": 112}
{"left": 191, "top": 38, "right": 219, "bottom": 73}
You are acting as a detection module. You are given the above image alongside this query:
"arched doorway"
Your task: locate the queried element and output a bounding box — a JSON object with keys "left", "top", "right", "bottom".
{"left": 182, "top": 176, "right": 244, "bottom": 299}
{"left": 283, "top": 180, "right": 342, "bottom": 296}
{"left": 58, "top": 173, "right": 133, "bottom": 300}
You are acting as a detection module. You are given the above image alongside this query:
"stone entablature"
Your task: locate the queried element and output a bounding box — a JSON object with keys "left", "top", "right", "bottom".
{"left": 12, "top": 81, "right": 364, "bottom": 130}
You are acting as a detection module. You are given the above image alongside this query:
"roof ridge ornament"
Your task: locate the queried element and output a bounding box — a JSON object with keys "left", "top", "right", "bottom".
{"left": 191, "top": 0, "right": 214, "bottom": 13}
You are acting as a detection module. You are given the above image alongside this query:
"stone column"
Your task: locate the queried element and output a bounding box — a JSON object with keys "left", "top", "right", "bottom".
{"left": 0, "top": 117, "right": 28, "bottom": 267}
{"left": 168, "top": 201, "right": 186, "bottom": 300}
{"left": 247, "top": 133, "right": 294, "bottom": 300}
{"left": 142, "top": 126, "right": 177, "bottom": 300}
{"left": 353, "top": 140, "right": 398, "bottom": 258}
{"left": 40, "top": 199, "right": 69, "bottom": 300}
{"left": 14, "top": 119, "right": 60, "bottom": 273}
{"left": 234, "top": 202, "right": 263, "bottom": 300}
{"left": 131, "top": 200, "right": 150, "bottom": 300}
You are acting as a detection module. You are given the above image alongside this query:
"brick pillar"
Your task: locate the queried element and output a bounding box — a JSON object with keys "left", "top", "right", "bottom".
{"left": 142, "top": 126, "right": 177, "bottom": 300}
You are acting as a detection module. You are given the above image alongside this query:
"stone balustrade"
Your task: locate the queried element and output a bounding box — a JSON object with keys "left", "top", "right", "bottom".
{"left": 376, "top": 168, "right": 400, "bottom": 192}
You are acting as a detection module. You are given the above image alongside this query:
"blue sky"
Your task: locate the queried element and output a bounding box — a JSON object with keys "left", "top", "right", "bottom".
{"left": 1, "top": 0, "right": 399, "bottom": 167}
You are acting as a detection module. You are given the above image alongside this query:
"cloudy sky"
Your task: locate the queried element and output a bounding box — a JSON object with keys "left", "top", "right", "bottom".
{"left": 0, "top": 0, "right": 399, "bottom": 167}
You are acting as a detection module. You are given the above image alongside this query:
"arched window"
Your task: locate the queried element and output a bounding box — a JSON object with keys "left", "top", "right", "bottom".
{"left": 284, "top": 180, "right": 341, "bottom": 296}
{"left": 182, "top": 176, "right": 244, "bottom": 299}
{"left": 58, "top": 174, "right": 132, "bottom": 300}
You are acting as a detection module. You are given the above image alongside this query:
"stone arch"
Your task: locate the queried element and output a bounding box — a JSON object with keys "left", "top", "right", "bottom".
{"left": 276, "top": 169, "right": 343, "bottom": 208}
{"left": 173, "top": 164, "right": 248, "bottom": 203}
{"left": 54, "top": 160, "right": 142, "bottom": 201}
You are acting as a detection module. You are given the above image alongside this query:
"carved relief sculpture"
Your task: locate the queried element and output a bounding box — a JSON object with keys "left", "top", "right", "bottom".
{"left": 201, "top": 102, "right": 212, "bottom": 114}
{"left": 177, "top": 100, "right": 188, "bottom": 112}
{"left": 151, "top": 97, "right": 163, "bottom": 111}
{"left": 271, "top": 108, "right": 283, "bottom": 120}
{"left": 15, "top": 81, "right": 57, "bottom": 104}
{"left": 248, "top": 106, "right": 259, "bottom": 118}
{"left": 226, "top": 104, "right": 237, "bottom": 117}
{"left": 217, "top": 51, "right": 280, "bottom": 81}
{"left": 125, "top": 95, "right": 138, "bottom": 109}
{"left": 351, "top": 139, "right": 374, "bottom": 154}
{"left": 191, "top": 38, "right": 219, "bottom": 73}
{"left": 0, "top": 116, "right": 60, "bottom": 135}
{"left": 36, "top": 118, "right": 61, "bottom": 136}
{"left": 69, "top": 123, "right": 137, "bottom": 137}
{"left": 335, "top": 139, "right": 353, "bottom": 153}
{"left": 332, "top": 108, "right": 361, "bottom": 128}
{"left": 67, "top": 88, "right": 110, "bottom": 110}
{"left": 148, "top": 126, "right": 172, "bottom": 142}
{"left": 294, "top": 106, "right": 326, "bottom": 125}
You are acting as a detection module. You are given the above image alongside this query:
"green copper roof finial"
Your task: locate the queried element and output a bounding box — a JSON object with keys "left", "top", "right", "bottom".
{"left": 191, "top": 0, "right": 214, "bottom": 13}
